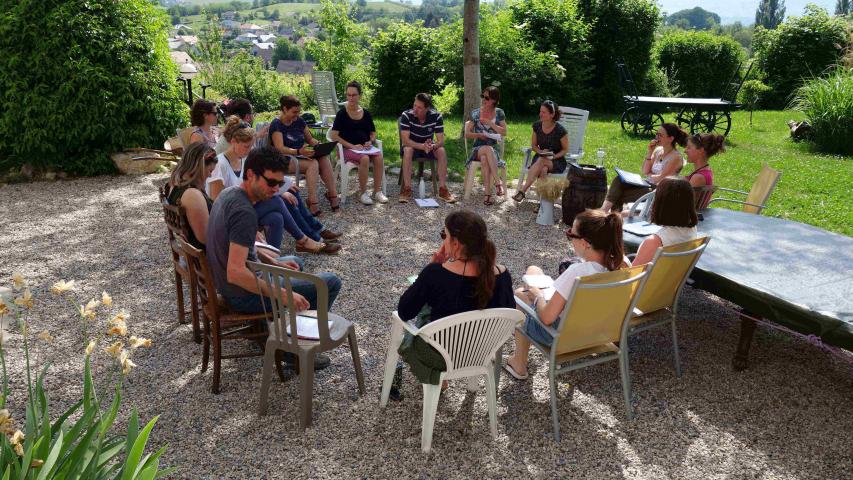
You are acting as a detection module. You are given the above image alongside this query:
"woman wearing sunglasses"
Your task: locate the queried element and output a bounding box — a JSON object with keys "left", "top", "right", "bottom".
{"left": 188, "top": 99, "right": 219, "bottom": 149}
{"left": 390, "top": 210, "right": 515, "bottom": 399}
{"left": 464, "top": 86, "right": 507, "bottom": 205}
{"left": 504, "top": 209, "right": 628, "bottom": 380}
{"left": 164, "top": 142, "right": 218, "bottom": 250}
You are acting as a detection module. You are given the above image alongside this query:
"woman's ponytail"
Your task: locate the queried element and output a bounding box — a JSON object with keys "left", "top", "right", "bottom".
{"left": 575, "top": 209, "right": 625, "bottom": 271}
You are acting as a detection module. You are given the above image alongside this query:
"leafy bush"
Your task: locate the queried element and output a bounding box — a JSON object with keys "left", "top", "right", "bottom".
{"left": 753, "top": 5, "right": 848, "bottom": 107}
{"left": 579, "top": 0, "right": 661, "bottom": 111}
{"left": 791, "top": 67, "right": 853, "bottom": 155}
{"left": 739, "top": 79, "right": 772, "bottom": 124}
{"left": 305, "top": 0, "right": 368, "bottom": 97}
{"left": 431, "top": 83, "right": 463, "bottom": 115}
{"left": 665, "top": 7, "right": 720, "bottom": 30}
{"left": 0, "top": 0, "right": 187, "bottom": 176}
{"left": 655, "top": 31, "right": 746, "bottom": 98}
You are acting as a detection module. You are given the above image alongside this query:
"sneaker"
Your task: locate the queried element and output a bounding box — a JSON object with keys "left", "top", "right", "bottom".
{"left": 438, "top": 186, "right": 456, "bottom": 203}
{"left": 360, "top": 191, "right": 374, "bottom": 205}
{"left": 399, "top": 186, "right": 412, "bottom": 203}
{"left": 373, "top": 191, "right": 389, "bottom": 203}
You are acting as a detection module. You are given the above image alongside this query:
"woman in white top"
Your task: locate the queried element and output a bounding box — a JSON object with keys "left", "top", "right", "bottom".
{"left": 633, "top": 176, "right": 699, "bottom": 265}
{"left": 601, "top": 123, "right": 688, "bottom": 213}
{"left": 207, "top": 116, "right": 254, "bottom": 199}
{"left": 504, "top": 209, "right": 628, "bottom": 380}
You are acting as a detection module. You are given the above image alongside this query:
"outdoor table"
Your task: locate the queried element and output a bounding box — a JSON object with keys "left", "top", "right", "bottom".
{"left": 623, "top": 208, "right": 853, "bottom": 370}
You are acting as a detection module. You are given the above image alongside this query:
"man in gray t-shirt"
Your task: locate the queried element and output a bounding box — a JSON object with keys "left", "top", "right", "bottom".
{"left": 206, "top": 146, "right": 342, "bottom": 316}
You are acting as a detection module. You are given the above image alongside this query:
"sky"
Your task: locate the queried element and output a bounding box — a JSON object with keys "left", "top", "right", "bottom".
{"left": 656, "top": 0, "right": 838, "bottom": 24}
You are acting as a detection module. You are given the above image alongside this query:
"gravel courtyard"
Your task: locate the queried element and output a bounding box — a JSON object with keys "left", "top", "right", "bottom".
{"left": 1, "top": 173, "right": 851, "bottom": 479}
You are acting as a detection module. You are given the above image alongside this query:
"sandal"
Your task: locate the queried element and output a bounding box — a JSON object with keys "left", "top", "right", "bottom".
{"left": 325, "top": 192, "right": 340, "bottom": 212}
{"left": 307, "top": 200, "right": 322, "bottom": 217}
{"left": 295, "top": 238, "right": 340, "bottom": 255}
{"left": 503, "top": 362, "right": 529, "bottom": 380}
{"left": 495, "top": 181, "right": 505, "bottom": 197}
{"left": 483, "top": 194, "right": 494, "bottom": 206}
{"left": 512, "top": 191, "right": 525, "bottom": 202}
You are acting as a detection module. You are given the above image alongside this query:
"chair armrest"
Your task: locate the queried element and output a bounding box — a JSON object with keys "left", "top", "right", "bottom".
{"left": 714, "top": 187, "right": 749, "bottom": 196}
{"left": 706, "top": 198, "right": 764, "bottom": 209}
{"left": 514, "top": 295, "right": 559, "bottom": 337}
{"left": 392, "top": 312, "right": 420, "bottom": 336}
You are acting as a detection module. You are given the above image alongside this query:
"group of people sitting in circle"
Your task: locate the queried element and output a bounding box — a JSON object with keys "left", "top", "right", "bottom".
{"left": 167, "top": 83, "right": 726, "bottom": 380}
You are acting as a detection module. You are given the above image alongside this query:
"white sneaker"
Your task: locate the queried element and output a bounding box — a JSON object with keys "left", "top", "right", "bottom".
{"left": 373, "top": 191, "right": 389, "bottom": 203}
{"left": 360, "top": 191, "right": 374, "bottom": 205}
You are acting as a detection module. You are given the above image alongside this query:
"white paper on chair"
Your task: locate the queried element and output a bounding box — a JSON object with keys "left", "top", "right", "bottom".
{"left": 522, "top": 274, "right": 556, "bottom": 300}
{"left": 347, "top": 146, "right": 381, "bottom": 155}
{"left": 623, "top": 221, "right": 660, "bottom": 237}
{"left": 285, "top": 311, "right": 333, "bottom": 340}
{"left": 415, "top": 198, "right": 439, "bottom": 208}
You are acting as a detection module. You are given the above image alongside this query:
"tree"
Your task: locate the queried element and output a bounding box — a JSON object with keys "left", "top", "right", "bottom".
{"left": 665, "top": 7, "right": 721, "bottom": 30}
{"left": 198, "top": 11, "right": 223, "bottom": 67}
{"left": 836, "top": 0, "right": 851, "bottom": 15}
{"left": 269, "top": 9, "right": 280, "bottom": 20}
{"left": 462, "top": 0, "right": 481, "bottom": 125}
{"left": 755, "top": 0, "right": 785, "bottom": 29}
{"left": 305, "top": 0, "right": 367, "bottom": 94}
{"left": 272, "top": 37, "right": 306, "bottom": 64}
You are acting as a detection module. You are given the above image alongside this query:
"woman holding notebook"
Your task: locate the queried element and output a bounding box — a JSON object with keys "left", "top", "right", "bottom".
{"left": 330, "top": 81, "right": 387, "bottom": 205}
{"left": 600, "top": 123, "right": 688, "bottom": 214}
{"left": 464, "top": 86, "right": 507, "bottom": 205}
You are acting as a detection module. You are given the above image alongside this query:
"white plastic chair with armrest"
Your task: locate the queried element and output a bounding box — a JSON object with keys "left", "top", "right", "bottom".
{"left": 326, "top": 130, "right": 387, "bottom": 205}
{"left": 517, "top": 106, "right": 589, "bottom": 188}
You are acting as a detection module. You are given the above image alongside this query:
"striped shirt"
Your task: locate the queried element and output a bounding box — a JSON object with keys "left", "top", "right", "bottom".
{"left": 400, "top": 109, "right": 444, "bottom": 144}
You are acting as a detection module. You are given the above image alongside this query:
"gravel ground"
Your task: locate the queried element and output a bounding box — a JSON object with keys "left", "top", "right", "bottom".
{"left": 1, "top": 173, "right": 851, "bottom": 479}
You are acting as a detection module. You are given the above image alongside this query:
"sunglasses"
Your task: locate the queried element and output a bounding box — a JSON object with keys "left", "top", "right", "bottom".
{"left": 439, "top": 229, "right": 447, "bottom": 240}
{"left": 480, "top": 94, "right": 492, "bottom": 100}
{"left": 565, "top": 229, "right": 584, "bottom": 241}
{"left": 260, "top": 173, "right": 285, "bottom": 188}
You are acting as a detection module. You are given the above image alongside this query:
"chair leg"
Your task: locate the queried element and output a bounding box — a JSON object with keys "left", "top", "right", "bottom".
{"left": 549, "top": 369, "right": 561, "bottom": 442}
{"left": 201, "top": 313, "right": 210, "bottom": 373}
{"left": 493, "top": 346, "right": 503, "bottom": 394}
{"left": 349, "top": 329, "right": 366, "bottom": 395}
{"left": 380, "top": 319, "right": 406, "bottom": 407}
{"left": 340, "top": 163, "right": 349, "bottom": 206}
{"left": 421, "top": 381, "right": 442, "bottom": 453}
{"left": 430, "top": 159, "right": 438, "bottom": 197}
{"left": 211, "top": 327, "right": 222, "bottom": 394}
{"left": 670, "top": 318, "right": 683, "bottom": 377}
{"left": 175, "top": 271, "right": 186, "bottom": 325}
{"left": 189, "top": 277, "right": 201, "bottom": 344}
{"left": 619, "top": 351, "right": 634, "bottom": 420}
{"left": 463, "top": 163, "right": 476, "bottom": 200}
{"left": 485, "top": 370, "right": 498, "bottom": 439}
{"left": 298, "top": 351, "right": 315, "bottom": 430}
{"left": 258, "top": 347, "right": 276, "bottom": 416}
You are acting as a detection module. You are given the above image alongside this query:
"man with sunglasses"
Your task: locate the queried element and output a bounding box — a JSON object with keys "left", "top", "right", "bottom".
{"left": 206, "top": 146, "right": 342, "bottom": 370}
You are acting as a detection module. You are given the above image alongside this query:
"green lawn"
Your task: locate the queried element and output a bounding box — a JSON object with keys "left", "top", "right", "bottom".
{"left": 369, "top": 110, "right": 852, "bottom": 236}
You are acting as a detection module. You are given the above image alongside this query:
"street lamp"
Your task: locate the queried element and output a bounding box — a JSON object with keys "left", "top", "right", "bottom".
{"left": 178, "top": 62, "right": 198, "bottom": 106}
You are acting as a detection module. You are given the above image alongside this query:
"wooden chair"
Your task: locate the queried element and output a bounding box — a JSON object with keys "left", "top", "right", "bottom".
{"left": 707, "top": 163, "right": 781, "bottom": 214}
{"left": 514, "top": 264, "right": 650, "bottom": 441}
{"left": 517, "top": 106, "right": 589, "bottom": 187}
{"left": 177, "top": 238, "right": 270, "bottom": 394}
{"left": 159, "top": 187, "right": 201, "bottom": 344}
{"left": 397, "top": 118, "right": 438, "bottom": 198}
{"left": 462, "top": 121, "right": 507, "bottom": 201}
{"left": 627, "top": 237, "right": 711, "bottom": 378}
{"left": 380, "top": 308, "right": 524, "bottom": 452}
{"left": 248, "top": 261, "right": 365, "bottom": 429}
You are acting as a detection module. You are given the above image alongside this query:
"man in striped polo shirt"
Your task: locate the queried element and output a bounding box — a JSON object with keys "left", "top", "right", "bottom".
{"left": 398, "top": 93, "right": 456, "bottom": 203}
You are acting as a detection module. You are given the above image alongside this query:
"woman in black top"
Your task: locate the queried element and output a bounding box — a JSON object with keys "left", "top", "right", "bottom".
{"left": 392, "top": 210, "right": 514, "bottom": 396}
{"left": 164, "top": 142, "right": 217, "bottom": 250}
{"left": 513, "top": 100, "right": 569, "bottom": 202}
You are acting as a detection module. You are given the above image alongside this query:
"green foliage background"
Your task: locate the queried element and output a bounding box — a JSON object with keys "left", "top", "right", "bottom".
{"left": 0, "top": 0, "right": 188, "bottom": 176}
{"left": 655, "top": 31, "right": 746, "bottom": 98}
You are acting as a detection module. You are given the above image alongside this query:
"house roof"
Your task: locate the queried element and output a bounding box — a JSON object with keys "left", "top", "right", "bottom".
{"left": 169, "top": 51, "right": 194, "bottom": 66}
{"left": 253, "top": 42, "right": 274, "bottom": 50}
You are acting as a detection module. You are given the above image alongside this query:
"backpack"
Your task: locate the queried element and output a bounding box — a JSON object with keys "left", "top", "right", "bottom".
{"left": 561, "top": 163, "right": 607, "bottom": 225}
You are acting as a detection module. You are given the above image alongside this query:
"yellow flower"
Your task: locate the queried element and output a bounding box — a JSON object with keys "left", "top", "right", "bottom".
{"left": 37, "top": 330, "right": 54, "bottom": 343}
{"left": 13, "top": 443, "right": 23, "bottom": 457}
{"left": 0, "top": 299, "right": 8, "bottom": 317}
{"left": 107, "top": 321, "right": 127, "bottom": 337}
{"left": 103, "top": 341, "right": 124, "bottom": 358}
{"left": 85, "top": 339, "right": 97, "bottom": 356}
{"left": 111, "top": 311, "right": 128, "bottom": 323}
{"left": 85, "top": 299, "right": 101, "bottom": 312}
{"left": 11, "top": 272, "right": 25, "bottom": 290}
{"left": 79, "top": 304, "right": 96, "bottom": 321}
{"left": 14, "top": 290, "right": 34, "bottom": 309}
{"left": 129, "top": 336, "right": 152, "bottom": 349}
{"left": 9, "top": 430, "right": 24, "bottom": 445}
{"left": 119, "top": 350, "right": 136, "bottom": 375}
{"left": 50, "top": 279, "right": 76, "bottom": 295}
{"left": 30, "top": 459, "right": 45, "bottom": 468}
{"left": 0, "top": 409, "right": 13, "bottom": 435}
{"left": 101, "top": 291, "right": 112, "bottom": 306}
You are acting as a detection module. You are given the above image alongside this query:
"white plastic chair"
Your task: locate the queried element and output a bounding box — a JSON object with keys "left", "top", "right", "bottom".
{"left": 518, "top": 106, "right": 589, "bottom": 188}
{"left": 462, "top": 120, "right": 507, "bottom": 200}
{"left": 379, "top": 308, "right": 524, "bottom": 453}
{"left": 311, "top": 71, "right": 345, "bottom": 123}
{"left": 326, "top": 130, "right": 387, "bottom": 205}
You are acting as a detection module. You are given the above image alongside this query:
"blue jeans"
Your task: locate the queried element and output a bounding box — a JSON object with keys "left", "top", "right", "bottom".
{"left": 286, "top": 193, "right": 324, "bottom": 242}
{"left": 223, "top": 256, "right": 342, "bottom": 313}
{"left": 254, "top": 196, "right": 305, "bottom": 249}
{"left": 524, "top": 313, "right": 556, "bottom": 347}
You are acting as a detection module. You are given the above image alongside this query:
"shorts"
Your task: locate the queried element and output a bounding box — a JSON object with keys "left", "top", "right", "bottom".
{"left": 400, "top": 148, "right": 437, "bottom": 161}
{"left": 524, "top": 312, "right": 557, "bottom": 347}
{"left": 343, "top": 148, "right": 382, "bottom": 165}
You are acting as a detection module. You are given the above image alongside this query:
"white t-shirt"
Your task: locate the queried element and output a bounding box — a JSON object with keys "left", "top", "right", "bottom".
{"left": 655, "top": 226, "right": 698, "bottom": 247}
{"left": 206, "top": 153, "right": 243, "bottom": 197}
{"left": 553, "top": 261, "right": 608, "bottom": 301}
{"left": 650, "top": 147, "right": 684, "bottom": 176}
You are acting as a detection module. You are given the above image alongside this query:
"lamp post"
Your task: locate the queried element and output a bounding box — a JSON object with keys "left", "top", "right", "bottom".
{"left": 178, "top": 62, "right": 198, "bottom": 106}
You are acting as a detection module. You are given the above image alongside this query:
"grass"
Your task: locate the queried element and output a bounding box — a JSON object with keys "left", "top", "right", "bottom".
{"left": 370, "top": 110, "right": 853, "bottom": 236}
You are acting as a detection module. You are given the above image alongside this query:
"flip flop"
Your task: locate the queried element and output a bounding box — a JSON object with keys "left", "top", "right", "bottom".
{"left": 503, "top": 362, "right": 528, "bottom": 380}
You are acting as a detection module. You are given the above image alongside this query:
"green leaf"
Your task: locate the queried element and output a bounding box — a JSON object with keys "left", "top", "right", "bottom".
{"left": 121, "top": 416, "right": 159, "bottom": 480}
{"left": 35, "top": 429, "right": 63, "bottom": 480}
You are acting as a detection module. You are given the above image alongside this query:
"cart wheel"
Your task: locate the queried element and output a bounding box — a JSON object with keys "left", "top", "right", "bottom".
{"left": 621, "top": 107, "right": 641, "bottom": 134}
{"left": 690, "top": 111, "right": 732, "bottom": 136}
{"left": 674, "top": 108, "right": 691, "bottom": 128}
{"left": 639, "top": 113, "right": 664, "bottom": 137}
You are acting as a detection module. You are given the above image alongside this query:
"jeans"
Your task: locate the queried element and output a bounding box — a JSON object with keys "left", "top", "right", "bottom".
{"left": 254, "top": 196, "right": 305, "bottom": 249}
{"left": 223, "top": 256, "right": 342, "bottom": 314}
{"left": 286, "top": 193, "right": 324, "bottom": 242}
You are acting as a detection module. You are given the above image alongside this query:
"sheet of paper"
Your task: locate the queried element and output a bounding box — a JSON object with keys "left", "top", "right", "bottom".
{"left": 284, "top": 311, "right": 333, "bottom": 340}
{"left": 483, "top": 132, "right": 502, "bottom": 142}
{"left": 415, "top": 198, "right": 440, "bottom": 208}
{"left": 522, "top": 274, "right": 554, "bottom": 289}
{"left": 348, "top": 146, "right": 381, "bottom": 155}
{"left": 255, "top": 241, "right": 281, "bottom": 255}
{"left": 623, "top": 221, "right": 661, "bottom": 237}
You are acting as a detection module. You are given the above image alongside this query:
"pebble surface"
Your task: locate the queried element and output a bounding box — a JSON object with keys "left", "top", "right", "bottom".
{"left": 0, "top": 174, "right": 851, "bottom": 479}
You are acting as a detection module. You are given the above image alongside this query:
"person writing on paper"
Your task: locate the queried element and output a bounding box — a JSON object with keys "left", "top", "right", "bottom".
{"left": 504, "top": 210, "right": 627, "bottom": 380}
{"left": 214, "top": 98, "right": 268, "bottom": 154}
{"left": 188, "top": 99, "right": 219, "bottom": 149}
{"left": 600, "top": 123, "right": 688, "bottom": 213}
{"left": 513, "top": 100, "right": 569, "bottom": 202}
{"left": 632, "top": 177, "right": 699, "bottom": 266}
{"left": 330, "top": 81, "right": 387, "bottom": 205}
{"left": 391, "top": 210, "right": 515, "bottom": 398}
{"left": 269, "top": 95, "right": 340, "bottom": 216}
{"left": 464, "top": 86, "right": 507, "bottom": 206}
{"left": 164, "top": 142, "right": 217, "bottom": 250}
{"left": 398, "top": 93, "right": 456, "bottom": 203}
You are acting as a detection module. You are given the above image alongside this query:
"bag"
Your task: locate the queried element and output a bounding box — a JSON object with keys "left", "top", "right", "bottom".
{"left": 561, "top": 163, "right": 607, "bottom": 225}
{"left": 300, "top": 112, "right": 317, "bottom": 125}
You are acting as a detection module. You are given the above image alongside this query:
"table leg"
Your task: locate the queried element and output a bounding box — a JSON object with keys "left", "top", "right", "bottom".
{"left": 732, "top": 312, "right": 757, "bottom": 372}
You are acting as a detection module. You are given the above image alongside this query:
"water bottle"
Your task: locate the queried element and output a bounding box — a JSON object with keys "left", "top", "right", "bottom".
{"left": 418, "top": 178, "right": 426, "bottom": 199}
{"left": 596, "top": 147, "right": 606, "bottom": 168}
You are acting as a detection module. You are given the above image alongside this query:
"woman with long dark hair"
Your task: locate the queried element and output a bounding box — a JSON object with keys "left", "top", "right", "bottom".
{"left": 164, "top": 142, "right": 217, "bottom": 250}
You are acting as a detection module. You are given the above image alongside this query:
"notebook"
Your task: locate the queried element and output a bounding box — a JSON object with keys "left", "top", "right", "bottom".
{"left": 348, "top": 146, "right": 381, "bottom": 155}
{"left": 614, "top": 167, "right": 651, "bottom": 188}
{"left": 522, "top": 274, "right": 556, "bottom": 300}
{"left": 296, "top": 141, "right": 338, "bottom": 158}
{"left": 285, "top": 311, "right": 333, "bottom": 340}
{"left": 623, "top": 221, "right": 661, "bottom": 237}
